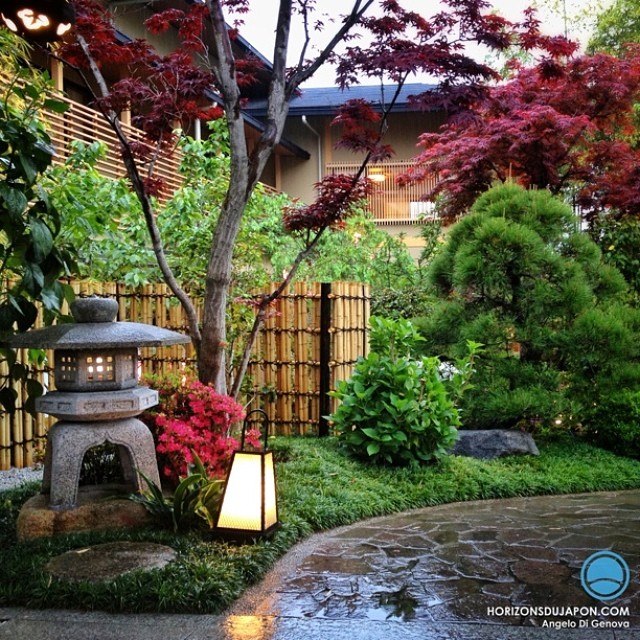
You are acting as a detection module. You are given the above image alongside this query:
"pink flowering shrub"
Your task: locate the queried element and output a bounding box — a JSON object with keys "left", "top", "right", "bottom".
{"left": 141, "top": 372, "right": 255, "bottom": 484}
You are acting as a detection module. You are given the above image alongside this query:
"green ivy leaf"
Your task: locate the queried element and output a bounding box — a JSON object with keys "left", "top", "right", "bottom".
{"left": 0, "top": 387, "right": 17, "bottom": 413}
{"left": 366, "top": 442, "right": 380, "bottom": 456}
{"left": 43, "top": 98, "right": 69, "bottom": 114}
{"left": 0, "top": 184, "right": 28, "bottom": 218}
{"left": 14, "top": 298, "right": 37, "bottom": 332}
{"left": 28, "top": 217, "right": 54, "bottom": 262}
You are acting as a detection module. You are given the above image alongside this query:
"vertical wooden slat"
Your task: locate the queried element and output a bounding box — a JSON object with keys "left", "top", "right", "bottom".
{"left": 327, "top": 160, "right": 438, "bottom": 224}
{"left": 11, "top": 371, "right": 23, "bottom": 469}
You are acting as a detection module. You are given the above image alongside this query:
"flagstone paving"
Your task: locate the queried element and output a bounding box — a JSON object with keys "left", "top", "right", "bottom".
{"left": 233, "top": 491, "right": 640, "bottom": 630}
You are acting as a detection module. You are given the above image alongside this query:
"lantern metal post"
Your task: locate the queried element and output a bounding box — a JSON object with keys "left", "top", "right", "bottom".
{"left": 215, "top": 409, "right": 280, "bottom": 541}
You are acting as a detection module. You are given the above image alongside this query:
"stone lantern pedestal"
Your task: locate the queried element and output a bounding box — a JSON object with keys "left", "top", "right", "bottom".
{"left": 3, "top": 297, "right": 191, "bottom": 538}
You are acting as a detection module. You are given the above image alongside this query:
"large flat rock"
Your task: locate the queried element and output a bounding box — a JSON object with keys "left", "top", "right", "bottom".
{"left": 16, "top": 484, "right": 154, "bottom": 540}
{"left": 45, "top": 541, "right": 177, "bottom": 583}
{"left": 450, "top": 429, "right": 539, "bottom": 459}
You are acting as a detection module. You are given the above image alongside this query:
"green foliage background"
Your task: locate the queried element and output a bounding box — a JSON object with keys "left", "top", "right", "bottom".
{"left": 0, "top": 30, "right": 75, "bottom": 412}
{"left": 46, "top": 121, "right": 420, "bottom": 297}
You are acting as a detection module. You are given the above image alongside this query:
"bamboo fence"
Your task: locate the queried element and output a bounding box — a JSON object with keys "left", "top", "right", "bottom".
{"left": 245, "top": 281, "right": 369, "bottom": 436}
{"left": 0, "top": 280, "right": 369, "bottom": 469}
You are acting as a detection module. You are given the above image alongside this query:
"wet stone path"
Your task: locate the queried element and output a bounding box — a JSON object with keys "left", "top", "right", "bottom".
{"left": 236, "top": 491, "right": 640, "bottom": 630}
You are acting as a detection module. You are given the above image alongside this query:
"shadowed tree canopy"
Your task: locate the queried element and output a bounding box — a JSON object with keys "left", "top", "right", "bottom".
{"left": 56, "top": 0, "right": 571, "bottom": 393}
{"left": 401, "top": 48, "right": 640, "bottom": 222}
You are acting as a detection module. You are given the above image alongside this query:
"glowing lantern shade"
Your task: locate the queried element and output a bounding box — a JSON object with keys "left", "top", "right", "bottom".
{"left": 1, "top": 0, "right": 74, "bottom": 42}
{"left": 216, "top": 409, "right": 279, "bottom": 540}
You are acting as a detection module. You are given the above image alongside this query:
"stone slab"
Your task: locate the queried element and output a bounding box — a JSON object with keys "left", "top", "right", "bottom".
{"left": 16, "top": 484, "right": 154, "bottom": 540}
{"left": 233, "top": 491, "right": 640, "bottom": 629}
{"left": 45, "top": 541, "right": 177, "bottom": 583}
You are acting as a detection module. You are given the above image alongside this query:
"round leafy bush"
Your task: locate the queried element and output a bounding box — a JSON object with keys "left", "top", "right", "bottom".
{"left": 584, "top": 392, "right": 640, "bottom": 459}
{"left": 330, "top": 317, "right": 476, "bottom": 466}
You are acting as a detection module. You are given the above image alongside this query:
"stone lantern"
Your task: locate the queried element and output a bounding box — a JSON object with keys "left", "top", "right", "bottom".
{"left": 4, "top": 297, "right": 190, "bottom": 511}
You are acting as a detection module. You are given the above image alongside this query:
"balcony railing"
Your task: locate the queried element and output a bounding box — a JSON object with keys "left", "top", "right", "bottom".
{"left": 326, "top": 161, "right": 438, "bottom": 225}
{"left": 44, "top": 94, "right": 183, "bottom": 196}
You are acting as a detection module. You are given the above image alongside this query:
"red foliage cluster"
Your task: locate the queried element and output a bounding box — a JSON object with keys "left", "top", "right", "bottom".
{"left": 336, "top": 0, "right": 575, "bottom": 115}
{"left": 63, "top": 1, "right": 220, "bottom": 150}
{"left": 283, "top": 174, "right": 373, "bottom": 232}
{"left": 402, "top": 49, "right": 640, "bottom": 220}
{"left": 142, "top": 176, "right": 167, "bottom": 199}
{"left": 145, "top": 5, "right": 208, "bottom": 52}
{"left": 62, "top": 0, "right": 155, "bottom": 69}
{"left": 142, "top": 373, "right": 253, "bottom": 483}
{"left": 332, "top": 99, "right": 394, "bottom": 161}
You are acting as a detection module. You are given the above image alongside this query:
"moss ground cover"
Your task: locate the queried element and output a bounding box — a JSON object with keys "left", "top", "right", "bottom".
{"left": 1, "top": 436, "right": 639, "bottom": 614}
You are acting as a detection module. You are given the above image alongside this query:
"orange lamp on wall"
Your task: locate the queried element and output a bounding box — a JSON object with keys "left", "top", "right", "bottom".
{"left": 215, "top": 409, "right": 280, "bottom": 541}
{"left": 1, "top": 1, "right": 74, "bottom": 42}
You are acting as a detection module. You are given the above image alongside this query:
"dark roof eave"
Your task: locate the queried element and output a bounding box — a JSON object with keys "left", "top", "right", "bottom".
{"left": 205, "top": 90, "right": 310, "bottom": 159}
{"left": 282, "top": 104, "right": 428, "bottom": 117}
{"left": 244, "top": 83, "right": 440, "bottom": 118}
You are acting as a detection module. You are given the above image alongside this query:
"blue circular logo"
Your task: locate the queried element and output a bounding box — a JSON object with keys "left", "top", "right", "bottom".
{"left": 580, "top": 551, "right": 630, "bottom": 601}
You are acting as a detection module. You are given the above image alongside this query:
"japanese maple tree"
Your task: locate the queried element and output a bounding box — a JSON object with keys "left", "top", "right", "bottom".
{"left": 57, "top": 0, "right": 567, "bottom": 394}
{"left": 403, "top": 48, "right": 640, "bottom": 221}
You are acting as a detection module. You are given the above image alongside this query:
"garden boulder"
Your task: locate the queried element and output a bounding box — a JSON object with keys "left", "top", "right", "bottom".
{"left": 451, "top": 429, "right": 539, "bottom": 460}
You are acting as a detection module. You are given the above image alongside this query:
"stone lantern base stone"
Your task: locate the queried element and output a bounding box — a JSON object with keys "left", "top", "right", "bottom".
{"left": 43, "top": 417, "right": 161, "bottom": 510}
{"left": 16, "top": 484, "right": 155, "bottom": 540}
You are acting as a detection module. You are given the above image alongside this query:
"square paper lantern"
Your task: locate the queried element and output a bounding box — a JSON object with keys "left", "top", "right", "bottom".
{"left": 215, "top": 410, "right": 279, "bottom": 541}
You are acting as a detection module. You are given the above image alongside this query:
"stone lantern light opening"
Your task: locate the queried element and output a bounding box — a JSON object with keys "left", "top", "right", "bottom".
{"left": 3, "top": 296, "right": 191, "bottom": 530}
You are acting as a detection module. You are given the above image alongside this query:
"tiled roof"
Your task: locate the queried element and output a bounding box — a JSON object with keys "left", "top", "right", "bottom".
{"left": 245, "top": 83, "right": 436, "bottom": 116}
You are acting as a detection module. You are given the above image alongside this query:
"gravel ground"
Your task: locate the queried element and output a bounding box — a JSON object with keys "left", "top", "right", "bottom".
{"left": 0, "top": 466, "right": 43, "bottom": 492}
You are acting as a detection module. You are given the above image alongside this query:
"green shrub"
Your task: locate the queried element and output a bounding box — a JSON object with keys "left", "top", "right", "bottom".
{"left": 417, "top": 184, "right": 640, "bottom": 431}
{"left": 583, "top": 392, "right": 640, "bottom": 458}
{"left": 330, "top": 317, "right": 477, "bottom": 466}
{"left": 79, "top": 443, "right": 125, "bottom": 485}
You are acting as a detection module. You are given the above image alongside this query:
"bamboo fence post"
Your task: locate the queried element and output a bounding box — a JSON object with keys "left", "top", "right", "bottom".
{"left": 11, "top": 367, "right": 23, "bottom": 469}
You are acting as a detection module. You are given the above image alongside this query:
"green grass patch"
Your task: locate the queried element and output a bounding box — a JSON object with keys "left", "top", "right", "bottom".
{"left": 1, "top": 437, "right": 639, "bottom": 614}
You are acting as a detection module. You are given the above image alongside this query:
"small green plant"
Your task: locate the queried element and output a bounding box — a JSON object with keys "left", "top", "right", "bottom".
{"left": 131, "top": 452, "right": 224, "bottom": 531}
{"left": 79, "top": 443, "right": 125, "bottom": 485}
{"left": 330, "top": 317, "right": 479, "bottom": 466}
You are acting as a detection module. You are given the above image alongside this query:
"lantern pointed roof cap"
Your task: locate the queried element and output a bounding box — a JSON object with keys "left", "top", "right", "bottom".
{"left": 1, "top": 296, "right": 191, "bottom": 349}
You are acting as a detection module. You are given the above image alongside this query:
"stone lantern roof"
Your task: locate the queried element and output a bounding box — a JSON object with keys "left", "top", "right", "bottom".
{"left": 2, "top": 297, "right": 191, "bottom": 350}
{"left": 3, "top": 320, "right": 191, "bottom": 350}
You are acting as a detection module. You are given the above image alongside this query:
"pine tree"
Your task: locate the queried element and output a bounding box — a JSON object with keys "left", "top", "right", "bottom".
{"left": 417, "top": 184, "right": 640, "bottom": 431}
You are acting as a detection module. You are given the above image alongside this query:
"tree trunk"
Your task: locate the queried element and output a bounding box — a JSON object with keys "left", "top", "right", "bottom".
{"left": 196, "top": 0, "right": 374, "bottom": 394}
{"left": 199, "top": 205, "right": 242, "bottom": 392}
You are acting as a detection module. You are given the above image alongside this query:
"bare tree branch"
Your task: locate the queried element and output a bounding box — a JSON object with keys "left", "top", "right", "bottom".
{"left": 75, "top": 34, "right": 203, "bottom": 353}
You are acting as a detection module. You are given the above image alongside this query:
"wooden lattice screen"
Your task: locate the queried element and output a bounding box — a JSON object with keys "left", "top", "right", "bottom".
{"left": 0, "top": 280, "right": 369, "bottom": 469}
